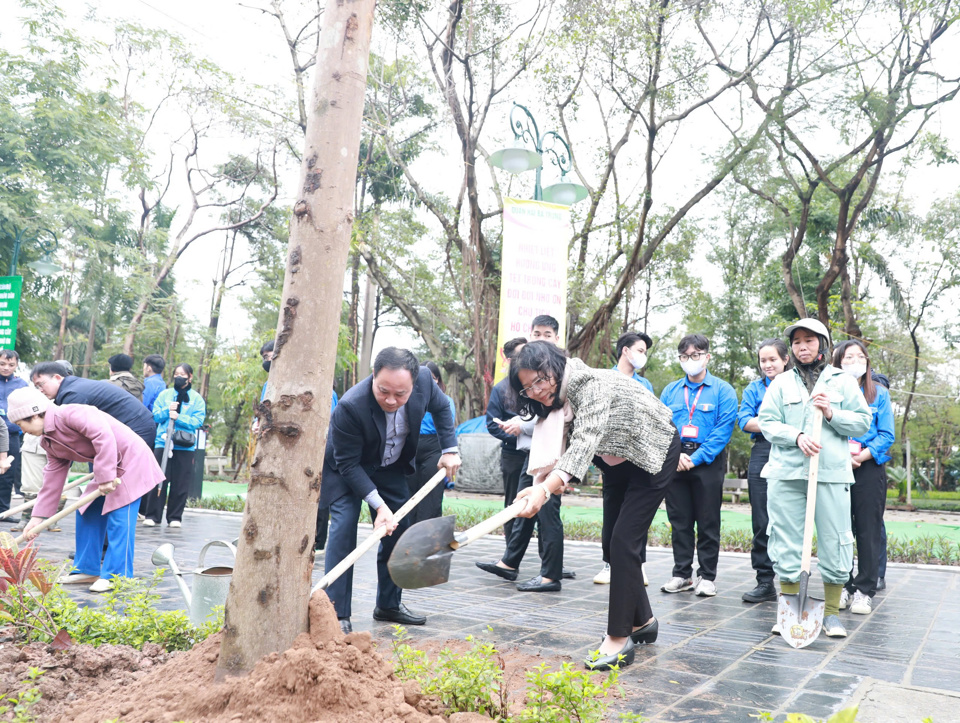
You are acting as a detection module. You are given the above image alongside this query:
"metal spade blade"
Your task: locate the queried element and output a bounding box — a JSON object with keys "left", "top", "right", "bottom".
{"left": 387, "top": 515, "right": 458, "bottom": 589}
{"left": 777, "top": 570, "right": 825, "bottom": 649}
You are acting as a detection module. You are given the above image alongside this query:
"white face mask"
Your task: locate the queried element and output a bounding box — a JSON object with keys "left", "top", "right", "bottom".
{"left": 842, "top": 362, "right": 867, "bottom": 379}
{"left": 629, "top": 352, "right": 647, "bottom": 371}
{"left": 680, "top": 359, "right": 705, "bottom": 377}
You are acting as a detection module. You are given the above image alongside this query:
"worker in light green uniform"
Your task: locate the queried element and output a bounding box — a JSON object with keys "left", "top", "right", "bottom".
{"left": 758, "top": 318, "right": 871, "bottom": 639}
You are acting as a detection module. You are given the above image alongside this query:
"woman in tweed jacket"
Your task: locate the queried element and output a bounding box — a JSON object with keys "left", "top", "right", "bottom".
{"left": 509, "top": 341, "right": 680, "bottom": 670}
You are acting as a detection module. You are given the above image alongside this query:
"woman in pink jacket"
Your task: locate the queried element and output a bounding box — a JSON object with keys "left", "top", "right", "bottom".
{"left": 8, "top": 387, "right": 163, "bottom": 593}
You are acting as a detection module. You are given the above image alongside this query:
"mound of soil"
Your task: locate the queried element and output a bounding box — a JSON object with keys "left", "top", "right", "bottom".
{"left": 39, "top": 593, "right": 454, "bottom": 723}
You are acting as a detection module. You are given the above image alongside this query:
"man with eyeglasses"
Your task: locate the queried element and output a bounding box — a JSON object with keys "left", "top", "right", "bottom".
{"left": 659, "top": 334, "right": 737, "bottom": 597}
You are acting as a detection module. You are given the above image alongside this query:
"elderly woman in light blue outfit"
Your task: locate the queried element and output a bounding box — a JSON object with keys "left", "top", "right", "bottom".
{"left": 758, "top": 318, "right": 871, "bottom": 639}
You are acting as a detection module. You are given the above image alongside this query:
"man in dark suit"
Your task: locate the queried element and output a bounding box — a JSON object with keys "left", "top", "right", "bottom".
{"left": 320, "top": 347, "right": 460, "bottom": 634}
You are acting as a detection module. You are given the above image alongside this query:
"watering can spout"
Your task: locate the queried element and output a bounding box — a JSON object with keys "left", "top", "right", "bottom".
{"left": 151, "top": 542, "right": 192, "bottom": 608}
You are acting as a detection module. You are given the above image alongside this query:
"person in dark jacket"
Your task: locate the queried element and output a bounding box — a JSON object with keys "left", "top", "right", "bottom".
{"left": 0, "top": 349, "right": 27, "bottom": 518}
{"left": 30, "top": 362, "right": 156, "bottom": 450}
{"left": 319, "top": 347, "right": 460, "bottom": 635}
{"left": 106, "top": 354, "right": 144, "bottom": 401}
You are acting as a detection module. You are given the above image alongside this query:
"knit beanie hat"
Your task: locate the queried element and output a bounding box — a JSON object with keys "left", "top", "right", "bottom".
{"left": 6, "top": 387, "right": 50, "bottom": 423}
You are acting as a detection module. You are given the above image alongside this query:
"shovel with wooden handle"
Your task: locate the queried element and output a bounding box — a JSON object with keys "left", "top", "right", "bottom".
{"left": 777, "top": 408, "right": 826, "bottom": 649}
{"left": 388, "top": 494, "right": 535, "bottom": 590}
{"left": 10, "top": 483, "right": 115, "bottom": 548}
{"left": 0, "top": 473, "right": 94, "bottom": 520}
{"left": 311, "top": 468, "right": 449, "bottom": 593}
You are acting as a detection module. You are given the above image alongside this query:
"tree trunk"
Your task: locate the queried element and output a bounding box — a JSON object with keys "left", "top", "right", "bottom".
{"left": 900, "top": 324, "right": 921, "bottom": 444}
{"left": 82, "top": 305, "right": 98, "bottom": 378}
{"left": 54, "top": 258, "right": 75, "bottom": 359}
{"left": 199, "top": 281, "right": 226, "bottom": 399}
{"left": 347, "top": 249, "right": 360, "bottom": 388}
{"left": 358, "top": 271, "right": 377, "bottom": 377}
{"left": 216, "top": 0, "right": 376, "bottom": 678}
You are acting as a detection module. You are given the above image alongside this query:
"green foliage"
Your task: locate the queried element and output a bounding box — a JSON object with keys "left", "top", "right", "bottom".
{"left": 515, "top": 661, "right": 623, "bottom": 723}
{"left": 0, "top": 538, "right": 71, "bottom": 645}
{"left": 47, "top": 570, "right": 222, "bottom": 651}
{"left": 0, "top": 667, "right": 44, "bottom": 723}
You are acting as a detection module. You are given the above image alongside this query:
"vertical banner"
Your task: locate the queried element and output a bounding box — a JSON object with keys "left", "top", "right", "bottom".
{"left": 0, "top": 276, "right": 23, "bottom": 351}
{"left": 494, "top": 198, "right": 570, "bottom": 384}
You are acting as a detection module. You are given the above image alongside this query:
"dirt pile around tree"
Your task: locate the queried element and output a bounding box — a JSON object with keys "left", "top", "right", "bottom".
{"left": 35, "top": 593, "right": 455, "bottom": 723}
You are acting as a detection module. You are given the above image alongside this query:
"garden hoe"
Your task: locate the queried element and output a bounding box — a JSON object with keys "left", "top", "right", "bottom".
{"left": 8, "top": 483, "right": 116, "bottom": 548}
{"left": 311, "top": 468, "right": 449, "bottom": 593}
{"left": 0, "top": 473, "right": 93, "bottom": 519}
{"left": 777, "top": 408, "right": 825, "bottom": 649}
{"left": 388, "top": 496, "right": 532, "bottom": 589}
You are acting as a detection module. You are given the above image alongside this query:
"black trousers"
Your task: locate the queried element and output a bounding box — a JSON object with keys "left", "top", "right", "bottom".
{"left": 747, "top": 438, "right": 775, "bottom": 584}
{"left": 405, "top": 434, "right": 445, "bottom": 525}
{"left": 146, "top": 448, "right": 195, "bottom": 523}
{"left": 847, "top": 459, "right": 886, "bottom": 597}
{"left": 501, "top": 455, "right": 563, "bottom": 580}
{"left": 0, "top": 434, "right": 21, "bottom": 515}
{"left": 665, "top": 450, "right": 726, "bottom": 582}
{"left": 315, "top": 504, "right": 330, "bottom": 551}
{"left": 500, "top": 448, "right": 527, "bottom": 541}
{"left": 597, "top": 432, "right": 681, "bottom": 637}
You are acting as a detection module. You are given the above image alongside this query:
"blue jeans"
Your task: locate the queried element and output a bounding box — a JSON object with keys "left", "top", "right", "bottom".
{"left": 324, "top": 463, "right": 411, "bottom": 620}
{"left": 73, "top": 496, "right": 139, "bottom": 579}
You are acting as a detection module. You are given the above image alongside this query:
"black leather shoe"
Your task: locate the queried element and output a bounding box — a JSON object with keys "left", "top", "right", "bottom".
{"left": 585, "top": 637, "right": 635, "bottom": 671}
{"left": 876, "top": 577, "right": 886, "bottom": 591}
{"left": 339, "top": 618, "right": 352, "bottom": 635}
{"left": 476, "top": 560, "right": 519, "bottom": 581}
{"left": 373, "top": 604, "right": 426, "bottom": 626}
{"left": 562, "top": 568, "right": 576, "bottom": 580}
{"left": 516, "top": 576, "right": 561, "bottom": 592}
{"left": 742, "top": 581, "right": 778, "bottom": 603}
{"left": 630, "top": 618, "right": 658, "bottom": 645}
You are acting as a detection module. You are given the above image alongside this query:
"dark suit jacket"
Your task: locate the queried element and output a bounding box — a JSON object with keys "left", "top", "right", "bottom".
{"left": 55, "top": 376, "right": 157, "bottom": 443}
{"left": 320, "top": 367, "right": 457, "bottom": 506}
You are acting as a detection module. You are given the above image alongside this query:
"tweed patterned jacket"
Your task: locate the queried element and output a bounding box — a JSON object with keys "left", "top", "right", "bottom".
{"left": 553, "top": 358, "right": 676, "bottom": 481}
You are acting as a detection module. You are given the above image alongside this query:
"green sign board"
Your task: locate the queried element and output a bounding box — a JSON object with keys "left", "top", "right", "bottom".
{"left": 0, "top": 276, "right": 23, "bottom": 350}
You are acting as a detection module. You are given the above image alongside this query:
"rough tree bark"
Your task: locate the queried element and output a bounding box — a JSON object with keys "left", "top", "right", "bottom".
{"left": 215, "top": 0, "right": 376, "bottom": 678}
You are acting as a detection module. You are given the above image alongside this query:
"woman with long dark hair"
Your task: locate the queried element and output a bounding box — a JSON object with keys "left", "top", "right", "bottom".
{"left": 737, "top": 339, "right": 790, "bottom": 603}
{"left": 405, "top": 361, "right": 456, "bottom": 524}
{"left": 145, "top": 363, "right": 206, "bottom": 528}
{"left": 508, "top": 341, "right": 680, "bottom": 671}
{"left": 831, "top": 340, "right": 894, "bottom": 615}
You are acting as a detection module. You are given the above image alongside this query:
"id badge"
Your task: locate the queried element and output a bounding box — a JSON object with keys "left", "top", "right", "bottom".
{"left": 681, "top": 424, "right": 699, "bottom": 439}
{"left": 848, "top": 440, "right": 862, "bottom": 456}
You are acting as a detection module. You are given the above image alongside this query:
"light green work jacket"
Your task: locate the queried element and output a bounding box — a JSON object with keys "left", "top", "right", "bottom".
{"left": 758, "top": 364, "right": 871, "bottom": 484}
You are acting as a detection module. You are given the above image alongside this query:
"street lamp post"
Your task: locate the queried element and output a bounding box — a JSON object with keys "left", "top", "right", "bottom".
{"left": 4, "top": 224, "right": 61, "bottom": 276}
{"left": 489, "top": 103, "right": 588, "bottom": 205}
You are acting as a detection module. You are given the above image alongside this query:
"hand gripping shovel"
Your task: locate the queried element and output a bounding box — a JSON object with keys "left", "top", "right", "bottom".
{"left": 10, "top": 483, "right": 115, "bottom": 548}
{"left": 388, "top": 496, "right": 532, "bottom": 589}
{"left": 777, "top": 408, "right": 825, "bottom": 649}
{"left": 0, "top": 473, "right": 94, "bottom": 519}
{"left": 311, "top": 468, "right": 448, "bottom": 593}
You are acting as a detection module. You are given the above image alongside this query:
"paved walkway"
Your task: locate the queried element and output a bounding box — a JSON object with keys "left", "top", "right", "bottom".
{"left": 24, "top": 508, "right": 960, "bottom": 722}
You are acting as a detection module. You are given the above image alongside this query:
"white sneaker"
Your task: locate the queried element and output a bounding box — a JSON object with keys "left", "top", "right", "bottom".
{"left": 89, "top": 578, "right": 114, "bottom": 593}
{"left": 839, "top": 588, "right": 851, "bottom": 610}
{"left": 142, "top": 519, "right": 156, "bottom": 527}
{"left": 137, "top": 513, "right": 145, "bottom": 521}
{"left": 850, "top": 590, "right": 872, "bottom": 614}
{"left": 771, "top": 621, "right": 782, "bottom": 635}
{"left": 169, "top": 520, "right": 181, "bottom": 528}
{"left": 661, "top": 576, "right": 694, "bottom": 593}
{"left": 823, "top": 614, "right": 847, "bottom": 638}
{"left": 643, "top": 567, "right": 649, "bottom": 586}
{"left": 695, "top": 577, "right": 717, "bottom": 597}
{"left": 593, "top": 564, "right": 611, "bottom": 585}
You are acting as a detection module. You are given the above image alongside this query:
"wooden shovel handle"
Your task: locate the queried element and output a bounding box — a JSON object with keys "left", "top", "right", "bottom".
{"left": 312, "top": 468, "right": 448, "bottom": 592}
{"left": 451, "top": 497, "right": 531, "bottom": 550}
{"left": 799, "top": 409, "right": 824, "bottom": 574}
{"left": 12, "top": 485, "right": 109, "bottom": 546}
{"left": 0, "top": 473, "right": 94, "bottom": 519}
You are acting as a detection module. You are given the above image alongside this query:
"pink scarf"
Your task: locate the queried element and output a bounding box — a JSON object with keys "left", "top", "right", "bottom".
{"left": 527, "top": 367, "right": 573, "bottom": 485}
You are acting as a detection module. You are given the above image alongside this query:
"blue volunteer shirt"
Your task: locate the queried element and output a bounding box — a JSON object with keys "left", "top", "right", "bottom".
{"left": 142, "top": 373, "right": 166, "bottom": 412}
{"left": 851, "top": 385, "right": 895, "bottom": 465}
{"left": 660, "top": 370, "right": 738, "bottom": 467}
{"left": 737, "top": 377, "right": 771, "bottom": 441}
{"left": 611, "top": 365, "right": 654, "bottom": 393}
{"left": 420, "top": 394, "right": 456, "bottom": 435}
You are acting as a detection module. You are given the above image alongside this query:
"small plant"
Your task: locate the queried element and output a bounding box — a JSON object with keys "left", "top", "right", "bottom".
{"left": 0, "top": 667, "right": 45, "bottom": 723}
{"left": 514, "top": 661, "right": 622, "bottom": 723}
{"left": 0, "top": 536, "right": 72, "bottom": 647}
{"left": 753, "top": 707, "right": 858, "bottom": 723}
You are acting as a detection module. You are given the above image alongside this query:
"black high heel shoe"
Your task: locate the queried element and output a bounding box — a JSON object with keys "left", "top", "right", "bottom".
{"left": 584, "top": 637, "right": 635, "bottom": 671}
{"left": 630, "top": 617, "right": 658, "bottom": 645}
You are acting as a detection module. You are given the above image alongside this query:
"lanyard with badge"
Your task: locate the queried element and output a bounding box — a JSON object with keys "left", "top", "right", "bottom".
{"left": 681, "top": 385, "right": 703, "bottom": 439}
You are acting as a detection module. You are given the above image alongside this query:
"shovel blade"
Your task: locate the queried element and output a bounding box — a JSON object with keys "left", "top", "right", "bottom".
{"left": 388, "top": 515, "right": 457, "bottom": 589}
{"left": 777, "top": 592, "right": 825, "bottom": 649}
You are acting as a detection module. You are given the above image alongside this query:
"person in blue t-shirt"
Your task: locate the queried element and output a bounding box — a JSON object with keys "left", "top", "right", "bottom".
{"left": 736, "top": 338, "right": 790, "bottom": 603}
{"left": 659, "top": 334, "right": 738, "bottom": 597}
{"left": 832, "top": 340, "right": 895, "bottom": 616}
{"left": 141, "top": 355, "right": 167, "bottom": 413}
{"left": 613, "top": 331, "right": 655, "bottom": 393}
{"left": 405, "top": 361, "right": 456, "bottom": 525}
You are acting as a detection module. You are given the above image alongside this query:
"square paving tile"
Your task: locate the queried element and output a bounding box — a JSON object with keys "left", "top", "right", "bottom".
{"left": 656, "top": 697, "right": 764, "bottom": 722}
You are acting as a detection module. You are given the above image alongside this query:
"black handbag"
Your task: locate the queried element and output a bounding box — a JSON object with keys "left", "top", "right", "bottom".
{"left": 171, "top": 429, "right": 197, "bottom": 447}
